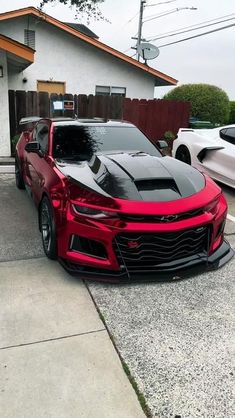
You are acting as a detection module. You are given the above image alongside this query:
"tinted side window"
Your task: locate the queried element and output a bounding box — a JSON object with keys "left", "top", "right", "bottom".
{"left": 36, "top": 124, "right": 49, "bottom": 153}
{"left": 220, "top": 128, "right": 235, "bottom": 145}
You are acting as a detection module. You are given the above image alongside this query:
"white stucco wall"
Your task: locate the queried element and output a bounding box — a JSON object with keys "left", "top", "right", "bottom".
{"left": 0, "top": 50, "right": 11, "bottom": 156}
{"left": 0, "top": 16, "right": 155, "bottom": 99}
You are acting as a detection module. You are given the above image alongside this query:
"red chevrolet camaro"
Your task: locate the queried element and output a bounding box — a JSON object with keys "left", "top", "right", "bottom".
{"left": 15, "top": 117, "right": 234, "bottom": 281}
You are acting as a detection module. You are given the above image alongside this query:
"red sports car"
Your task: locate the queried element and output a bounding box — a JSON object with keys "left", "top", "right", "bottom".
{"left": 15, "top": 117, "right": 234, "bottom": 281}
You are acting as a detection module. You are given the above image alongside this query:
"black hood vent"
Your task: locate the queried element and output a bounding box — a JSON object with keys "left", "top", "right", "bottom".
{"left": 135, "top": 178, "right": 180, "bottom": 201}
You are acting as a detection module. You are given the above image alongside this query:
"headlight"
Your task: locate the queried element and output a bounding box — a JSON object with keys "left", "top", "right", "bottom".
{"left": 204, "top": 198, "right": 220, "bottom": 216}
{"left": 72, "top": 204, "right": 118, "bottom": 219}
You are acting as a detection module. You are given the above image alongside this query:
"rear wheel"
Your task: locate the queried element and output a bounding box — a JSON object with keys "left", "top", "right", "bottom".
{"left": 175, "top": 145, "right": 191, "bottom": 165}
{"left": 39, "top": 196, "right": 57, "bottom": 260}
{"left": 15, "top": 158, "right": 25, "bottom": 189}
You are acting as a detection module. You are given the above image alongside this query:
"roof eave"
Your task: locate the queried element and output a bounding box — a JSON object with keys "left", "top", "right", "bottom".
{"left": 0, "top": 7, "right": 177, "bottom": 86}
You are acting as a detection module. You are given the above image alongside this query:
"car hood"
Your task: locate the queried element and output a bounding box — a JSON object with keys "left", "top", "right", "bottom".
{"left": 55, "top": 153, "right": 205, "bottom": 202}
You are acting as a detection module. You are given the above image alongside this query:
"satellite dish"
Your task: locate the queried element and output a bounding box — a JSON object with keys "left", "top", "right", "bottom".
{"left": 137, "top": 42, "right": 160, "bottom": 60}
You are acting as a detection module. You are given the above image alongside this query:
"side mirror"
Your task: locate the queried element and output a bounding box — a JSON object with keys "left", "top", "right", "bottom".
{"left": 156, "top": 140, "right": 169, "bottom": 150}
{"left": 25, "top": 141, "right": 42, "bottom": 156}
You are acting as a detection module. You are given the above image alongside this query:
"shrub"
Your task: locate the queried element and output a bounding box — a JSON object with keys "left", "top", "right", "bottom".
{"left": 164, "top": 84, "right": 230, "bottom": 125}
{"left": 11, "top": 134, "right": 20, "bottom": 156}
{"left": 163, "top": 130, "right": 176, "bottom": 141}
{"left": 229, "top": 101, "right": 235, "bottom": 124}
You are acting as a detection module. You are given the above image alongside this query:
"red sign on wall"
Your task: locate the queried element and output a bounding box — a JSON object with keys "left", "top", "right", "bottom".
{"left": 64, "top": 100, "right": 74, "bottom": 110}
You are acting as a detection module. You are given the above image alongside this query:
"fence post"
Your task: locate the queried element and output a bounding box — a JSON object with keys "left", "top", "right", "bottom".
{"left": 8, "top": 90, "right": 17, "bottom": 138}
{"left": 39, "top": 92, "right": 50, "bottom": 117}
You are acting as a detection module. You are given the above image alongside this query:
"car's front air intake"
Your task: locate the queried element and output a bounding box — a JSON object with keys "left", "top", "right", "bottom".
{"left": 114, "top": 226, "right": 210, "bottom": 272}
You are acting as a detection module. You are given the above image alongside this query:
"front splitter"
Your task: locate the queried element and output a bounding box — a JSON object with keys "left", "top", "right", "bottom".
{"left": 59, "top": 239, "right": 234, "bottom": 283}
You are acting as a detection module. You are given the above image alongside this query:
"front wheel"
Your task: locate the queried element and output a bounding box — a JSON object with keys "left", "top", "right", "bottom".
{"left": 175, "top": 145, "right": 191, "bottom": 165}
{"left": 39, "top": 196, "right": 57, "bottom": 260}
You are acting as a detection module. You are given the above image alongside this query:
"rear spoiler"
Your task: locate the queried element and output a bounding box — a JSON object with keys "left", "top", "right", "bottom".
{"left": 19, "top": 117, "right": 41, "bottom": 132}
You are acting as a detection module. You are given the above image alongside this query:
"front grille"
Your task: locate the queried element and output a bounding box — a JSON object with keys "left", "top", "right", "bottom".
{"left": 119, "top": 208, "right": 203, "bottom": 223}
{"left": 114, "top": 226, "right": 209, "bottom": 272}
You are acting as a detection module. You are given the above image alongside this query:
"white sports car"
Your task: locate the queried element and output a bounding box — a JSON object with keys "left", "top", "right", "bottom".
{"left": 172, "top": 125, "right": 235, "bottom": 189}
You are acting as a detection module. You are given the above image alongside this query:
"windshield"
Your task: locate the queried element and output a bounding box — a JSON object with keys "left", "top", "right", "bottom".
{"left": 53, "top": 125, "right": 162, "bottom": 160}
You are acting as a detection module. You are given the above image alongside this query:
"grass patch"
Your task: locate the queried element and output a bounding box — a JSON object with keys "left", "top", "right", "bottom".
{"left": 121, "top": 360, "right": 152, "bottom": 418}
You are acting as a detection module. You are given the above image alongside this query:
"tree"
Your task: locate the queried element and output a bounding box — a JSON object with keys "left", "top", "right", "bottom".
{"left": 229, "top": 101, "right": 235, "bottom": 124}
{"left": 164, "top": 83, "right": 230, "bottom": 125}
{"left": 39, "top": 0, "right": 105, "bottom": 21}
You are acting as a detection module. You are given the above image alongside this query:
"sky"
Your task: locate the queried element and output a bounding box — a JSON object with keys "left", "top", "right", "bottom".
{"left": 1, "top": 0, "right": 235, "bottom": 99}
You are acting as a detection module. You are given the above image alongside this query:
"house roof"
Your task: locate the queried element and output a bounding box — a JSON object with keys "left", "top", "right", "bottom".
{"left": 0, "top": 33, "right": 34, "bottom": 70}
{"left": 0, "top": 7, "right": 177, "bottom": 87}
{"left": 63, "top": 22, "right": 98, "bottom": 39}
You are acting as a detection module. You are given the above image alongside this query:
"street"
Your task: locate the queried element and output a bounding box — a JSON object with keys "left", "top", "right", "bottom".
{"left": 0, "top": 173, "right": 234, "bottom": 418}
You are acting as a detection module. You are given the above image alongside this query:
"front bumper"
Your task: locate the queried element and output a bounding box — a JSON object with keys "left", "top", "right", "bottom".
{"left": 59, "top": 239, "right": 234, "bottom": 283}
{"left": 56, "top": 196, "right": 234, "bottom": 282}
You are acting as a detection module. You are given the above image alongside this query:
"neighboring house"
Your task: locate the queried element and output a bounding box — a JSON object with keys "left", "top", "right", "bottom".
{"left": 0, "top": 6, "right": 177, "bottom": 156}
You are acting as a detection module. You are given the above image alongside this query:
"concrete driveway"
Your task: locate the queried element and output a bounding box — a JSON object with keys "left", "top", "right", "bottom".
{"left": 0, "top": 172, "right": 234, "bottom": 418}
{"left": 0, "top": 174, "right": 144, "bottom": 418}
{"left": 87, "top": 186, "right": 235, "bottom": 418}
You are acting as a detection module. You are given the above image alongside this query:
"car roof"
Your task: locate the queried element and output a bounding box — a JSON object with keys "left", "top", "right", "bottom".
{"left": 51, "top": 118, "right": 134, "bottom": 128}
{"left": 19, "top": 117, "right": 135, "bottom": 128}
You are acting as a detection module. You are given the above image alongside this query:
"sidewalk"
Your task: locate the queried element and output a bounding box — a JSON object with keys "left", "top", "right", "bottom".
{"left": 0, "top": 258, "right": 145, "bottom": 418}
{"left": 0, "top": 157, "right": 14, "bottom": 173}
{"left": 0, "top": 157, "right": 14, "bottom": 165}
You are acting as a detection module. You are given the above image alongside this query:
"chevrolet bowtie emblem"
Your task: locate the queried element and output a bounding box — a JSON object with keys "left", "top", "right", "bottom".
{"left": 160, "top": 214, "right": 178, "bottom": 222}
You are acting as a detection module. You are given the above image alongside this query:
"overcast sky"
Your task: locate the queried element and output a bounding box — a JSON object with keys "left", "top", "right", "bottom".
{"left": 1, "top": 0, "right": 235, "bottom": 99}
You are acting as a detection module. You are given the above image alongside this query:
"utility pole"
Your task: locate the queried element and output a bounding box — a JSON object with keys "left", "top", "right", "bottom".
{"left": 136, "top": 0, "right": 146, "bottom": 61}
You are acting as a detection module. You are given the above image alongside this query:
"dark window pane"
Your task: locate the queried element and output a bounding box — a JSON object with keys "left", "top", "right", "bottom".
{"left": 53, "top": 126, "right": 161, "bottom": 159}
{"left": 24, "top": 29, "right": 35, "bottom": 49}
{"left": 220, "top": 128, "right": 235, "bottom": 144}
{"left": 36, "top": 124, "right": 49, "bottom": 153}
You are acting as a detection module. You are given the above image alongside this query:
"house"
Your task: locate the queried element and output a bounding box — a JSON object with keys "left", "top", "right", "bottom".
{"left": 0, "top": 34, "right": 34, "bottom": 156}
{"left": 0, "top": 6, "right": 177, "bottom": 156}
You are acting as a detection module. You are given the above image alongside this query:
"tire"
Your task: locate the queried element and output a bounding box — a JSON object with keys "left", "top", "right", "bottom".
{"left": 175, "top": 145, "right": 191, "bottom": 165}
{"left": 39, "top": 196, "right": 57, "bottom": 260}
{"left": 15, "top": 158, "right": 25, "bottom": 189}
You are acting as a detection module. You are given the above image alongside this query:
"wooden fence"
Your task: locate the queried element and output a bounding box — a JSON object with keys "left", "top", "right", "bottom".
{"left": 123, "top": 98, "right": 190, "bottom": 143}
{"left": 8, "top": 90, "right": 190, "bottom": 143}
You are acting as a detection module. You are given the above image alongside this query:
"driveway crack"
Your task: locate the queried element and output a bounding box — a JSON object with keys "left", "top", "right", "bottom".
{"left": 0, "top": 329, "right": 106, "bottom": 351}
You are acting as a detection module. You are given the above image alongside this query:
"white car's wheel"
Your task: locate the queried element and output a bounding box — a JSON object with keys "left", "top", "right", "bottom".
{"left": 175, "top": 145, "right": 191, "bottom": 165}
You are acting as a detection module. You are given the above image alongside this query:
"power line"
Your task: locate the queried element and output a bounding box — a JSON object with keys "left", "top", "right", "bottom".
{"left": 147, "top": 0, "right": 180, "bottom": 7}
{"left": 122, "top": 10, "right": 140, "bottom": 28}
{"left": 145, "top": 12, "right": 235, "bottom": 41}
{"left": 147, "top": 15, "right": 235, "bottom": 41}
{"left": 158, "top": 22, "right": 235, "bottom": 48}
{"left": 143, "top": 7, "right": 197, "bottom": 24}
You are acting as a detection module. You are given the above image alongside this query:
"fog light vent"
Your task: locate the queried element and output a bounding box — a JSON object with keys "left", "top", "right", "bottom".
{"left": 216, "top": 220, "right": 226, "bottom": 239}
{"left": 70, "top": 235, "right": 107, "bottom": 259}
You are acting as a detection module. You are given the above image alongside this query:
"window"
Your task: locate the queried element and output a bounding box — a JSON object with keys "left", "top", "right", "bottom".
{"left": 36, "top": 123, "right": 49, "bottom": 154}
{"left": 95, "top": 86, "right": 126, "bottom": 97}
{"left": 220, "top": 128, "right": 235, "bottom": 145}
{"left": 24, "top": 29, "right": 35, "bottom": 49}
{"left": 53, "top": 125, "right": 161, "bottom": 159}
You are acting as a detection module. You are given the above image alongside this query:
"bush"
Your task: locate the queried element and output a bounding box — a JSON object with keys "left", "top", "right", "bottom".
{"left": 163, "top": 130, "right": 176, "bottom": 141}
{"left": 164, "top": 84, "right": 230, "bottom": 125}
{"left": 229, "top": 101, "right": 235, "bottom": 124}
{"left": 11, "top": 134, "right": 20, "bottom": 156}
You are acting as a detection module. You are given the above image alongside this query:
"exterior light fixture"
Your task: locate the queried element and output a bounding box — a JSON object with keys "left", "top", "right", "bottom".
{"left": 0, "top": 66, "right": 3, "bottom": 77}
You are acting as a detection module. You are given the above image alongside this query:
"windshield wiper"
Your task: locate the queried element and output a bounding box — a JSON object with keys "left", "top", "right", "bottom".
{"left": 57, "top": 154, "right": 91, "bottom": 161}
